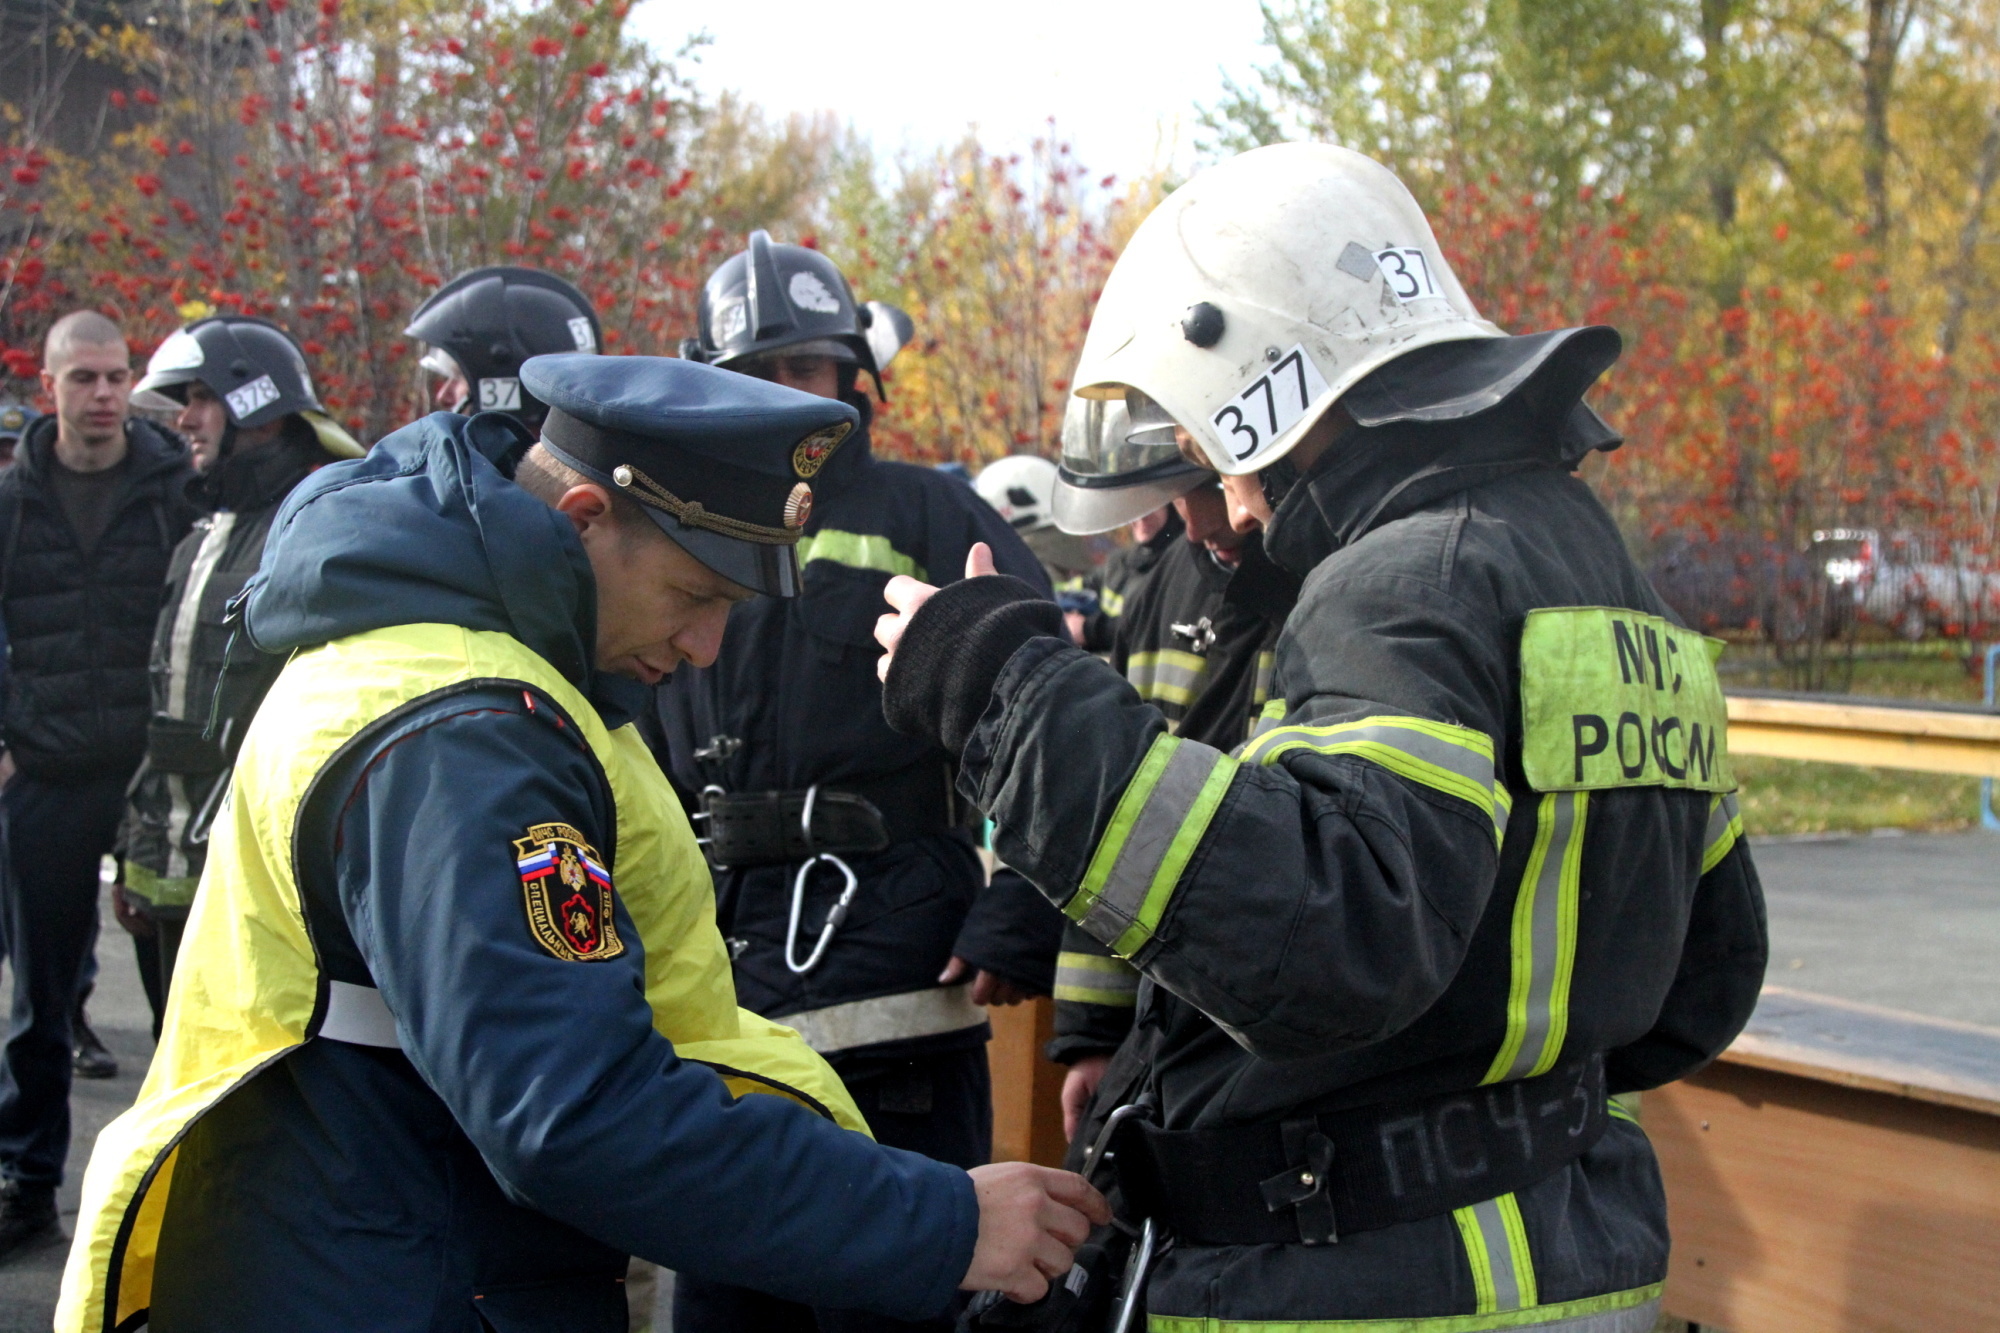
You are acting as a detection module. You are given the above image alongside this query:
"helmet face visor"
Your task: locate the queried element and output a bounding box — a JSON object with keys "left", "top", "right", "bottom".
{"left": 1051, "top": 393, "right": 1206, "bottom": 534}
{"left": 1058, "top": 394, "right": 1185, "bottom": 478}
{"left": 132, "top": 329, "right": 207, "bottom": 413}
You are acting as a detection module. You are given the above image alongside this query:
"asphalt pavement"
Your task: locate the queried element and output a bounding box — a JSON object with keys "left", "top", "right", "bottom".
{"left": 0, "top": 833, "right": 1993, "bottom": 1328}
{"left": 1754, "top": 828, "right": 2000, "bottom": 1026}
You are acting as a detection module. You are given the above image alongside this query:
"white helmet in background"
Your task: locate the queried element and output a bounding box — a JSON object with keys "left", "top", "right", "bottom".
{"left": 975, "top": 455, "right": 1060, "bottom": 533}
{"left": 1070, "top": 142, "right": 1618, "bottom": 477}
{"left": 1052, "top": 394, "right": 1208, "bottom": 535}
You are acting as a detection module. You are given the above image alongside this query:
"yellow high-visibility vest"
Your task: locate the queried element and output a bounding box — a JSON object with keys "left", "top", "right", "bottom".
{"left": 57, "top": 623, "right": 867, "bottom": 1332}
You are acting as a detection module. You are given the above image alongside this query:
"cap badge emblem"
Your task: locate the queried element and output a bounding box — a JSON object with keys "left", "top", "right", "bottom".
{"left": 791, "top": 421, "right": 852, "bottom": 479}
{"left": 784, "top": 483, "right": 814, "bottom": 530}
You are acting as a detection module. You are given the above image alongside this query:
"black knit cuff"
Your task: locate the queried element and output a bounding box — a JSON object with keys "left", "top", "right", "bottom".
{"left": 881, "top": 575, "right": 1063, "bottom": 756}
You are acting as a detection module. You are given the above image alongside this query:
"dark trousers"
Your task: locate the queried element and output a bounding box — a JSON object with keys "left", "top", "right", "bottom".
{"left": 674, "top": 1045, "right": 992, "bottom": 1333}
{"left": 0, "top": 772, "right": 128, "bottom": 1186}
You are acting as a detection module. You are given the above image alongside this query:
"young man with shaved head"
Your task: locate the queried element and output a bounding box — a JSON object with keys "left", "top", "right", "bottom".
{"left": 0, "top": 311, "right": 194, "bottom": 1257}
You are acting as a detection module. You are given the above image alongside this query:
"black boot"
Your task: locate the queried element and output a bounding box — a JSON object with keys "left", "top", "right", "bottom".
{"left": 73, "top": 1008, "right": 118, "bottom": 1080}
{"left": 0, "top": 1179, "right": 59, "bottom": 1261}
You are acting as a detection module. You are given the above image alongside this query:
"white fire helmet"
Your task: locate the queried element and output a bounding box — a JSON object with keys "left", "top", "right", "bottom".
{"left": 974, "top": 455, "right": 1059, "bottom": 534}
{"left": 1052, "top": 394, "right": 1209, "bottom": 535}
{"left": 1072, "top": 142, "right": 1520, "bottom": 476}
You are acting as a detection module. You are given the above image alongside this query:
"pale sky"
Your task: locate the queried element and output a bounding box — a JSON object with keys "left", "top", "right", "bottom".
{"left": 631, "top": 0, "right": 1273, "bottom": 182}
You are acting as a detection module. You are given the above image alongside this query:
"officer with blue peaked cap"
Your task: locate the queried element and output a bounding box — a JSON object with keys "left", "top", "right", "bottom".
{"left": 522, "top": 352, "right": 850, "bottom": 599}
{"left": 57, "top": 353, "right": 1107, "bottom": 1332}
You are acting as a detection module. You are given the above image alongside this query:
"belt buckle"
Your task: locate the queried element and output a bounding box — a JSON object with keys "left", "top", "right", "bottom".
{"left": 1258, "top": 1117, "right": 1339, "bottom": 1245}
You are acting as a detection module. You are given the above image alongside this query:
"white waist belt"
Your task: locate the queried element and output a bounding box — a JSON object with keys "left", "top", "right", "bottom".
{"left": 780, "top": 985, "right": 988, "bottom": 1055}
{"left": 319, "top": 979, "right": 987, "bottom": 1057}
{"left": 319, "top": 980, "right": 402, "bottom": 1048}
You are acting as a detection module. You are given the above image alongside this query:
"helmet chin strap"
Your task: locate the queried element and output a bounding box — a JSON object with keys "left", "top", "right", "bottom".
{"left": 217, "top": 419, "right": 240, "bottom": 463}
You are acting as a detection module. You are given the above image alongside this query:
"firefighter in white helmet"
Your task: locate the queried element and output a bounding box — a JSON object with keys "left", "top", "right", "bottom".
{"left": 876, "top": 142, "right": 1765, "bottom": 1331}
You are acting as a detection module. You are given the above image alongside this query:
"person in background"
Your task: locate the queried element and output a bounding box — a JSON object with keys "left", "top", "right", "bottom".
{"left": 973, "top": 454, "right": 1105, "bottom": 646}
{"left": 405, "top": 264, "right": 601, "bottom": 432}
{"left": 110, "top": 316, "right": 365, "bottom": 1034}
{"left": 1046, "top": 396, "right": 1189, "bottom": 654}
{"left": 662, "top": 231, "right": 1063, "bottom": 1333}
{"left": 0, "top": 404, "right": 42, "bottom": 470}
{"left": 0, "top": 311, "right": 195, "bottom": 1258}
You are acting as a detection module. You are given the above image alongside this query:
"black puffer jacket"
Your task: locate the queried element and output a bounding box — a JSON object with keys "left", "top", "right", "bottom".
{"left": 0, "top": 416, "right": 195, "bottom": 781}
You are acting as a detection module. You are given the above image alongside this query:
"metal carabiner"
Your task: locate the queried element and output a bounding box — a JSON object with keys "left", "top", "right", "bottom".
{"left": 1081, "top": 1100, "right": 1155, "bottom": 1185}
{"left": 1107, "top": 1218, "right": 1158, "bottom": 1333}
{"left": 784, "top": 786, "right": 860, "bottom": 974}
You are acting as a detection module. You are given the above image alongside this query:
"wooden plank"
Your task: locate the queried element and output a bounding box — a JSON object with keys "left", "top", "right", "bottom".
{"left": 1725, "top": 694, "right": 2000, "bottom": 777}
{"left": 1726, "top": 694, "right": 2000, "bottom": 742}
{"left": 986, "top": 996, "right": 1069, "bottom": 1167}
{"left": 1653, "top": 1063, "right": 2000, "bottom": 1332}
{"left": 1726, "top": 720, "right": 2000, "bottom": 776}
{"left": 1720, "top": 986, "right": 2000, "bottom": 1117}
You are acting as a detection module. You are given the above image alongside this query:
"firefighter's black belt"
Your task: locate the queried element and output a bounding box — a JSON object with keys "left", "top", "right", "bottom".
{"left": 702, "top": 767, "right": 958, "bottom": 867}
{"left": 1124, "top": 1056, "right": 1608, "bottom": 1246}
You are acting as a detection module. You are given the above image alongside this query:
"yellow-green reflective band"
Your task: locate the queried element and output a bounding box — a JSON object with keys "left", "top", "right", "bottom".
{"left": 1701, "top": 792, "right": 1743, "bottom": 875}
{"left": 1454, "top": 1205, "right": 1497, "bottom": 1313}
{"left": 1053, "top": 951, "right": 1139, "bottom": 1006}
{"left": 1128, "top": 650, "right": 1209, "bottom": 706}
{"left": 1519, "top": 607, "right": 1731, "bottom": 793}
{"left": 1453, "top": 1193, "right": 1537, "bottom": 1312}
{"left": 1069, "top": 735, "right": 1237, "bottom": 957}
{"left": 1147, "top": 1283, "right": 1661, "bottom": 1332}
{"left": 1101, "top": 587, "right": 1127, "bottom": 617}
{"left": 1242, "top": 715, "right": 1510, "bottom": 846}
{"left": 1607, "top": 1096, "right": 1640, "bottom": 1125}
{"left": 1484, "top": 792, "right": 1589, "bottom": 1085}
{"left": 1252, "top": 650, "right": 1276, "bottom": 705}
{"left": 795, "top": 529, "right": 927, "bottom": 581}
{"left": 1245, "top": 697, "right": 1287, "bottom": 744}
{"left": 123, "top": 862, "right": 201, "bottom": 909}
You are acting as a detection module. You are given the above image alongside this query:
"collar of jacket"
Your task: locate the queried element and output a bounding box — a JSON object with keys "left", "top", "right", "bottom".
{"left": 1261, "top": 397, "right": 1579, "bottom": 580}
{"left": 1223, "top": 533, "right": 1300, "bottom": 621}
{"left": 189, "top": 426, "right": 324, "bottom": 514}
{"left": 16, "top": 413, "right": 188, "bottom": 491}
{"left": 244, "top": 410, "right": 607, "bottom": 702}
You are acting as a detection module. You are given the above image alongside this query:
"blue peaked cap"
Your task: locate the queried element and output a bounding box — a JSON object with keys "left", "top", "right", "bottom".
{"left": 520, "top": 354, "right": 859, "bottom": 597}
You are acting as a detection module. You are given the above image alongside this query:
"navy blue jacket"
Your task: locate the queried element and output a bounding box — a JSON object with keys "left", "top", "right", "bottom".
{"left": 147, "top": 413, "right": 976, "bottom": 1332}
{"left": 654, "top": 427, "right": 1062, "bottom": 1064}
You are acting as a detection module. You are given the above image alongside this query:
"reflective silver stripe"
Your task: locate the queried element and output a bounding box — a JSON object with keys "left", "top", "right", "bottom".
{"left": 1523, "top": 1300, "right": 1659, "bottom": 1333}
{"left": 160, "top": 513, "right": 238, "bottom": 882}
{"left": 1244, "top": 699, "right": 1287, "bottom": 746}
{"left": 1147, "top": 1292, "right": 1658, "bottom": 1333}
{"left": 1053, "top": 951, "right": 1139, "bottom": 1006}
{"left": 1127, "top": 651, "right": 1207, "bottom": 706}
{"left": 164, "top": 773, "right": 192, "bottom": 880}
{"left": 1284, "top": 722, "right": 1491, "bottom": 789}
{"left": 165, "top": 513, "right": 237, "bottom": 719}
{"left": 1244, "top": 715, "right": 1508, "bottom": 843}
{"left": 1486, "top": 791, "right": 1588, "bottom": 1084}
{"left": 1472, "top": 1195, "right": 1532, "bottom": 1310}
{"left": 319, "top": 980, "right": 402, "bottom": 1048}
{"left": 780, "top": 984, "right": 986, "bottom": 1055}
{"left": 1073, "top": 738, "right": 1227, "bottom": 947}
{"left": 1702, "top": 792, "right": 1743, "bottom": 874}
